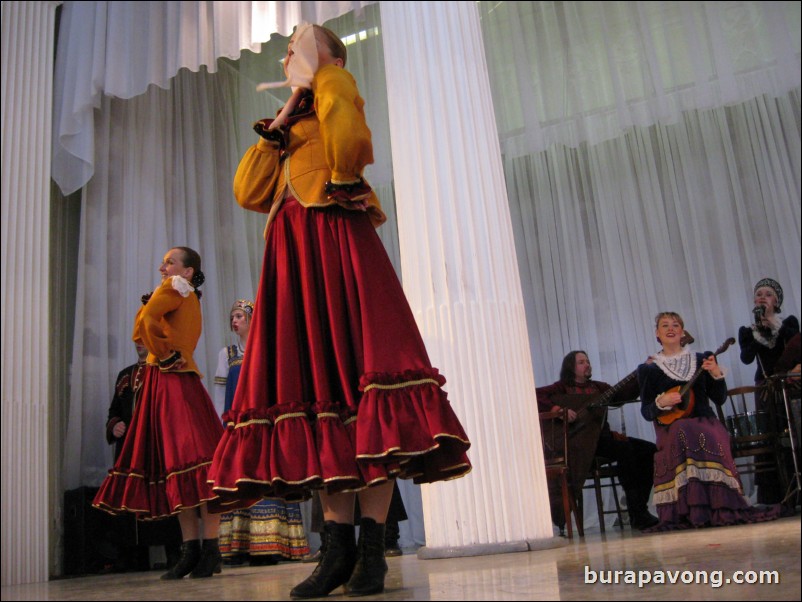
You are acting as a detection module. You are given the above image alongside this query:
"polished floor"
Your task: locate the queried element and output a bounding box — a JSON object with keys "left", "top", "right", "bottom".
{"left": 2, "top": 517, "right": 800, "bottom": 601}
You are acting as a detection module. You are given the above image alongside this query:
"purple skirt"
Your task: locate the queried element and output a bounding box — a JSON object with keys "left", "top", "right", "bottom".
{"left": 648, "top": 416, "right": 781, "bottom": 530}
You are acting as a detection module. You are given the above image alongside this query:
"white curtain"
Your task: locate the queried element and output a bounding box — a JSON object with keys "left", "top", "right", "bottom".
{"left": 501, "top": 93, "right": 800, "bottom": 443}
{"left": 52, "top": 1, "right": 377, "bottom": 195}
{"left": 480, "top": 1, "right": 801, "bottom": 155}
{"left": 477, "top": 1, "right": 801, "bottom": 486}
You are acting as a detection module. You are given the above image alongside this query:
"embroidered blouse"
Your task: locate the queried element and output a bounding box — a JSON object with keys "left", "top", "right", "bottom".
{"left": 638, "top": 351, "right": 728, "bottom": 423}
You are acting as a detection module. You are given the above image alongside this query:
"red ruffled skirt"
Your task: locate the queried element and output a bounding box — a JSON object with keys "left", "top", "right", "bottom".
{"left": 93, "top": 367, "right": 224, "bottom": 519}
{"left": 208, "top": 199, "right": 471, "bottom": 506}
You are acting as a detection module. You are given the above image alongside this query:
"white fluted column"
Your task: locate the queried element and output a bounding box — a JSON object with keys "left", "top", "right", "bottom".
{"left": 1, "top": 0, "right": 59, "bottom": 586}
{"left": 380, "top": 2, "right": 556, "bottom": 556}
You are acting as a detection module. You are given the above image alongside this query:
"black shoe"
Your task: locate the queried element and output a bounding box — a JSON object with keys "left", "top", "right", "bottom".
{"left": 189, "top": 538, "right": 222, "bottom": 578}
{"left": 290, "top": 522, "right": 357, "bottom": 599}
{"left": 384, "top": 521, "right": 401, "bottom": 557}
{"left": 384, "top": 544, "right": 402, "bottom": 557}
{"left": 345, "top": 518, "right": 388, "bottom": 597}
{"left": 160, "top": 541, "right": 200, "bottom": 580}
{"left": 223, "top": 554, "right": 246, "bottom": 566}
{"left": 630, "top": 511, "right": 659, "bottom": 530}
{"left": 249, "top": 554, "right": 280, "bottom": 566}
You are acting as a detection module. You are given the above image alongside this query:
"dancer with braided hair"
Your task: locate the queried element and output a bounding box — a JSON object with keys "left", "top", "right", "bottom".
{"left": 94, "top": 246, "right": 224, "bottom": 580}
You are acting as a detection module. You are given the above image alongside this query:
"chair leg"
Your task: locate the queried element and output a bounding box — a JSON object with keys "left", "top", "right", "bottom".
{"left": 593, "top": 472, "right": 605, "bottom": 533}
{"left": 610, "top": 475, "right": 625, "bottom": 531}
{"left": 570, "top": 488, "right": 584, "bottom": 537}
{"left": 560, "top": 475, "right": 573, "bottom": 539}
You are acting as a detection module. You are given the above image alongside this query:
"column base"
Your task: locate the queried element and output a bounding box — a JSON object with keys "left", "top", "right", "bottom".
{"left": 417, "top": 537, "right": 568, "bottom": 560}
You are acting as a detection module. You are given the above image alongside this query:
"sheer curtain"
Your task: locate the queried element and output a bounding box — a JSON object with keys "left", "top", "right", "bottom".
{"left": 52, "top": 1, "right": 377, "bottom": 195}
{"left": 478, "top": 2, "right": 801, "bottom": 461}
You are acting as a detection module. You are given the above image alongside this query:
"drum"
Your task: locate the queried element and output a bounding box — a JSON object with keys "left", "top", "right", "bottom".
{"left": 724, "top": 412, "right": 769, "bottom": 449}
{"left": 725, "top": 414, "right": 752, "bottom": 450}
{"left": 742, "top": 410, "right": 771, "bottom": 447}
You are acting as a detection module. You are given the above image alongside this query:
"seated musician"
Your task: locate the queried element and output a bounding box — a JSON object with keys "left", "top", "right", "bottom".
{"left": 536, "top": 350, "right": 659, "bottom": 531}
{"left": 638, "top": 311, "right": 782, "bottom": 530}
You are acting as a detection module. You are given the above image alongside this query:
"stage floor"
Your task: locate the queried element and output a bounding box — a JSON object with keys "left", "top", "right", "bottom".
{"left": 2, "top": 516, "right": 800, "bottom": 601}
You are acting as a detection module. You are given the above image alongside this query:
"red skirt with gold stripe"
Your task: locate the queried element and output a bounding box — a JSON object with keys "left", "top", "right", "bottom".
{"left": 208, "top": 198, "right": 471, "bottom": 506}
{"left": 93, "top": 367, "right": 224, "bottom": 519}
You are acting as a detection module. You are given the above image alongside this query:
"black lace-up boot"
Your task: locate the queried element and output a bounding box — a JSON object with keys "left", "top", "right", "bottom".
{"left": 160, "top": 540, "right": 201, "bottom": 580}
{"left": 345, "top": 518, "right": 388, "bottom": 596}
{"left": 290, "top": 522, "right": 357, "bottom": 599}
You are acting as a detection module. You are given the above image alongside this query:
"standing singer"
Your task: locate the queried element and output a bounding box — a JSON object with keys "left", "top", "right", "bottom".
{"left": 738, "top": 278, "right": 799, "bottom": 504}
{"left": 739, "top": 278, "right": 799, "bottom": 386}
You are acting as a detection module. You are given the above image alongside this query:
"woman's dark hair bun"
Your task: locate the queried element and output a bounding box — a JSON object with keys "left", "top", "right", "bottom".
{"left": 191, "top": 270, "right": 205, "bottom": 289}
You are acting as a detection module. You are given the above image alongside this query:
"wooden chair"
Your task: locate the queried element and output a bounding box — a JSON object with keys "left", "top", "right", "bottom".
{"left": 583, "top": 456, "right": 626, "bottom": 532}
{"left": 539, "top": 409, "right": 584, "bottom": 538}
{"left": 716, "top": 385, "right": 788, "bottom": 494}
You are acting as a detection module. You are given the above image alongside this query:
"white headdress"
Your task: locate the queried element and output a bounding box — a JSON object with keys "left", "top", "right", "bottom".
{"left": 256, "top": 23, "right": 318, "bottom": 92}
{"left": 256, "top": 23, "right": 318, "bottom": 130}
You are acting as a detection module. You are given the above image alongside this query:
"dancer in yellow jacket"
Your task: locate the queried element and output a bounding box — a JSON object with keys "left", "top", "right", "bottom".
{"left": 208, "top": 23, "right": 471, "bottom": 598}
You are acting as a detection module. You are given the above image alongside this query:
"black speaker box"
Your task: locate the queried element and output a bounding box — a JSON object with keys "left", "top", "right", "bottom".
{"left": 63, "top": 487, "right": 182, "bottom": 575}
{"left": 63, "top": 486, "right": 137, "bottom": 575}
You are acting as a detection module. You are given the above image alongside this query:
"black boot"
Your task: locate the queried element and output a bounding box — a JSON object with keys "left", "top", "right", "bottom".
{"left": 346, "top": 518, "right": 388, "bottom": 597}
{"left": 625, "top": 489, "right": 659, "bottom": 530}
{"left": 189, "top": 538, "right": 222, "bottom": 578}
{"left": 160, "top": 540, "right": 200, "bottom": 580}
{"left": 384, "top": 520, "right": 402, "bottom": 557}
{"left": 629, "top": 509, "right": 659, "bottom": 530}
{"left": 290, "top": 522, "right": 357, "bottom": 599}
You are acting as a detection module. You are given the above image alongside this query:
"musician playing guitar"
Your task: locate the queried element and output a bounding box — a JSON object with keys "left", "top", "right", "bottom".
{"left": 537, "top": 351, "right": 659, "bottom": 531}
{"left": 640, "top": 312, "right": 728, "bottom": 424}
{"left": 638, "top": 311, "right": 782, "bottom": 530}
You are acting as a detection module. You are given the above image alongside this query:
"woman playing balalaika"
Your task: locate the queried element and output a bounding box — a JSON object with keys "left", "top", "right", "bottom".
{"left": 638, "top": 311, "right": 781, "bottom": 530}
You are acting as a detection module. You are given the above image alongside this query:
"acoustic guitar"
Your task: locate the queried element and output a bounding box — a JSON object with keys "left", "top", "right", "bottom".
{"left": 552, "top": 370, "right": 641, "bottom": 437}
{"left": 545, "top": 332, "right": 697, "bottom": 500}
{"left": 655, "top": 337, "right": 735, "bottom": 426}
{"left": 546, "top": 370, "right": 642, "bottom": 500}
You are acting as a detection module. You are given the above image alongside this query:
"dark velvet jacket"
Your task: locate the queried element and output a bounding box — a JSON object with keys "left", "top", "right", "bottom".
{"left": 638, "top": 352, "right": 728, "bottom": 423}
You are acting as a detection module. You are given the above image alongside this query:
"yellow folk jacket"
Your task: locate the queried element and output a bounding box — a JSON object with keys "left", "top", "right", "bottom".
{"left": 233, "top": 63, "right": 386, "bottom": 236}
{"left": 133, "top": 276, "right": 203, "bottom": 376}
